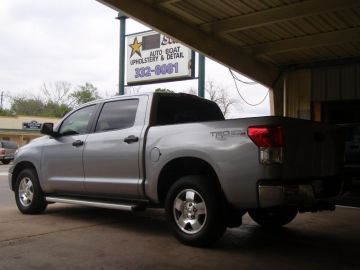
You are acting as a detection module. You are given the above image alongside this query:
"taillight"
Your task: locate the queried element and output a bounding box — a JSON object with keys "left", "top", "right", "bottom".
{"left": 248, "top": 126, "right": 283, "bottom": 147}
{"left": 0, "top": 149, "right": 5, "bottom": 155}
{"left": 248, "top": 126, "right": 283, "bottom": 164}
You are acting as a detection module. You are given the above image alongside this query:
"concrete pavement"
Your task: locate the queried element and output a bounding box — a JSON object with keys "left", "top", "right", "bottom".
{"left": 0, "top": 165, "right": 14, "bottom": 205}
{"left": 1, "top": 164, "right": 359, "bottom": 270}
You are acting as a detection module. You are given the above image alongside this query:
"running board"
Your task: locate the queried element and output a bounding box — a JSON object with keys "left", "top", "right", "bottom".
{"left": 45, "top": 196, "right": 139, "bottom": 211}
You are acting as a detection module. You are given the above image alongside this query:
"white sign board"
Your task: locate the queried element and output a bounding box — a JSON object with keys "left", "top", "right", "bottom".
{"left": 127, "top": 31, "right": 194, "bottom": 85}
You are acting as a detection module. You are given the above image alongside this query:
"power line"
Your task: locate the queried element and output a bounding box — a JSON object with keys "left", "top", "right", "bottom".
{"left": 229, "top": 69, "right": 269, "bottom": 107}
{"left": 229, "top": 69, "right": 258, "bottom": 85}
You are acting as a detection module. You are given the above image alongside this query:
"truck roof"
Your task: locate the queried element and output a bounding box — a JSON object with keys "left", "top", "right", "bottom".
{"left": 79, "top": 92, "right": 210, "bottom": 108}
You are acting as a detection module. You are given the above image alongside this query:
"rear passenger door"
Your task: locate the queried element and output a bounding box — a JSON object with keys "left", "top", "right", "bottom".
{"left": 83, "top": 97, "right": 147, "bottom": 199}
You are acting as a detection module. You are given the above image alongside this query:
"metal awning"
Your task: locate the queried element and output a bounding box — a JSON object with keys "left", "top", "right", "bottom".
{"left": 98, "top": 0, "right": 360, "bottom": 88}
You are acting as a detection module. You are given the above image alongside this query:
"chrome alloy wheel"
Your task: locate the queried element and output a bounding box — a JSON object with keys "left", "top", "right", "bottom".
{"left": 173, "top": 189, "right": 207, "bottom": 234}
{"left": 18, "top": 177, "right": 34, "bottom": 207}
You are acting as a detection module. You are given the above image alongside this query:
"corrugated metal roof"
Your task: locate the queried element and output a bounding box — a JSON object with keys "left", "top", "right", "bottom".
{"left": 156, "top": 0, "right": 360, "bottom": 67}
{"left": 101, "top": 0, "right": 360, "bottom": 86}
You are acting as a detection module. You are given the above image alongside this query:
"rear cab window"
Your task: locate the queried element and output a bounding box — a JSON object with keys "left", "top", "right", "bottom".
{"left": 153, "top": 95, "right": 224, "bottom": 126}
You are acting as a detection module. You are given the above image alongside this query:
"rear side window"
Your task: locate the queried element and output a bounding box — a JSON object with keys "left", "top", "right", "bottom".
{"left": 95, "top": 99, "right": 139, "bottom": 132}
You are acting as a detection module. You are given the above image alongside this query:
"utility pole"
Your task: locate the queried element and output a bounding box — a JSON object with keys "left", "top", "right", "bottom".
{"left": 0, "top": 91, "right": 3, "bottom": 109}
{"left": 116, "top": 12, "right": 127, "bottom": 95}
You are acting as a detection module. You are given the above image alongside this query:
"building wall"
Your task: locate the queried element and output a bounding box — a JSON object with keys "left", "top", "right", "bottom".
{"left": 284, "top": 69, "right": 311, "bottom": 120}
{"left": 0, "top": 115, "right": 60, "bottom": 147}
{"left": 312, "top": 63, "right": 360, "bottom": 102}
{"left": 271, "top": 62, "right": 360, "bottom": 119}
{"left": 0, "top": 115, "right": 59, "bottom": 129}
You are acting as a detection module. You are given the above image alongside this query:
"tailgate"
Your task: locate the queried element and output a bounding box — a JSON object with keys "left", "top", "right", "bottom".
{"left": 281, "top": 119, "right": 343, "bottom": 179}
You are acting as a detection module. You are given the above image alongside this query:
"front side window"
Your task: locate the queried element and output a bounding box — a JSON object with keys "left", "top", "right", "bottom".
{"left": 59, "top": 105, "right": 96, "bottom": 136}
{"left": 95, "top": 99, "right": 139, "bottom": 132}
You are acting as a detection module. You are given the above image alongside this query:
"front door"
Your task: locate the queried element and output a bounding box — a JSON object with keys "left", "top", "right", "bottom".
{"left": 41, "top": 104, "right": 97, "bottom": 194}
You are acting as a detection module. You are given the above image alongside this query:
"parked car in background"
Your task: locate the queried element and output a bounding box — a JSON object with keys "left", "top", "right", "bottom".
{"left": 0, "top": 140, "right": 18, "bottom": 164}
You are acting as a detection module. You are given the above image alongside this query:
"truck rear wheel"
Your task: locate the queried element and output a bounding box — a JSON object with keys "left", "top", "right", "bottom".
{"left": 14, "top": 168, "right": 47, "bottom": 214}
{"left": 165, "top": 175, "right": 226, "bottom": 247}
{"left": 248, "top": 208, "right": 297, "bottom": 227}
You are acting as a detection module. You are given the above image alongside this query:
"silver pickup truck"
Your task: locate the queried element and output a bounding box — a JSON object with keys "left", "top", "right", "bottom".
{"left": 9, "top": 92, "right": 344, "bottom": 246}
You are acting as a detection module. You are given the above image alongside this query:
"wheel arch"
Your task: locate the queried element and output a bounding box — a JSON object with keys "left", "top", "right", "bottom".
{"left": 11, "top": 161, "right": 39, "bottom": 191}
{"left": 157, "top": 157, "right": 225, "bottom": 205}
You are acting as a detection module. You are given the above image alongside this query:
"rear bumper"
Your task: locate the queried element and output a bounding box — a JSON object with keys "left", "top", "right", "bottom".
{"left": 258, "top": 177, "right": 343, "bottom": 208}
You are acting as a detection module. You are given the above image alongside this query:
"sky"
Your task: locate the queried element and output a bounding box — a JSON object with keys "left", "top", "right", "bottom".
{"left": 0, "top": 0, "right": 270, "bottom": 118}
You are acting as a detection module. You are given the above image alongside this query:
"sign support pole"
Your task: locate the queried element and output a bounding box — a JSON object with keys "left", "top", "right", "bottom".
{"left": 117, "top": 13, "right": 127, "bottom": 95}
{"left": 198, "top": 54, "right": 205, "bottom": 98}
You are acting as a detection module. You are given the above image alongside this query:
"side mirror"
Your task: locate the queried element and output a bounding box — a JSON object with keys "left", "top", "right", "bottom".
{"left": 40, "top": 123, "right": 58, "bottom": 137}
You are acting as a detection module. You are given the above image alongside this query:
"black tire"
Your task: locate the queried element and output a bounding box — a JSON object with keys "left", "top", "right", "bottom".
{"left": 2, "top": 160, "right": 10, "bottom": 164}
{"left": 14, "top": 168, "right": 47, "bottom": 214}
{"left": 248, "top": 208, "right": 297, "bottom": 227}
{"left": 165, "top": 175, "right": 226, "bottom": 247}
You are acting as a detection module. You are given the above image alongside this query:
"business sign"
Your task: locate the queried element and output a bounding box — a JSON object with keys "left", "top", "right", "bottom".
{"left": 22, "top": 120, "right": 42, "bottom": 130}
{"left": 127, "top": 31, "right": 194, "bottom": 85}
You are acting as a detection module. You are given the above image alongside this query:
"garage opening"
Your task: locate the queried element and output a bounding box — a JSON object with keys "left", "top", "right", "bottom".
{"left": 317, "top": 100, "right": 360, "bottom": 206}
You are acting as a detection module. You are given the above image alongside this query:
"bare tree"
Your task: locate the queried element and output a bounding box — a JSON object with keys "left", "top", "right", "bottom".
{"left": 205, "top": 80, "right": 237, "bottom": 117}
{"left": 186, "top": 87, "right": 197, "bottom": 96}
{"left": 39, "top": 81, "right": 73, "bottom": 116}
{"left": 184, "top": 81, "right": 237, "bottom": 117}
{"left": 41, "top": 81, "right": 72, "bottom": 105}
{"left": 125, "top": 85, "right": 142, "bottom": 95}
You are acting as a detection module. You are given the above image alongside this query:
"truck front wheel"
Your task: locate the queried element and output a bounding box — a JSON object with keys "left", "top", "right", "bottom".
{"left": 248, "top": 208, "right": 297, "bottom": 227}
{"left": 165, "top": 175, "right": 226, "bottom": 247}
{"left": 14, "top": 168, "right": 47, "bottom": 214}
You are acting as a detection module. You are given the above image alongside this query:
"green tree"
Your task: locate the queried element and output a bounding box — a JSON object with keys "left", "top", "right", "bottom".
{"left": 9, "top": 81, "right": 102, "bottom": 118}
{"left": 11, "top": 97, "right": 45, "bottom": 116}
{"left": 11, "top": 96, "right": 71, "bottom": 118}
{"left": 0, "top": 108, "right": 13, "bottom": 116}
{"left": 43, "top": 101, "right": 71, "bottom": 117}
{"left": 70, "top": 83, "right": 101, "bottom": 106}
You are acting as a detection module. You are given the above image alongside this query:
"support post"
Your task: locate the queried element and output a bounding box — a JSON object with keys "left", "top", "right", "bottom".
{"left": 198, "top": 54, "right": 205, "bottom": 98}
{"left": 269, "top": 73, "right": 285, "bottom": 116}
{"left": 117, "top": 13, "right": 127, "bottom": 95}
